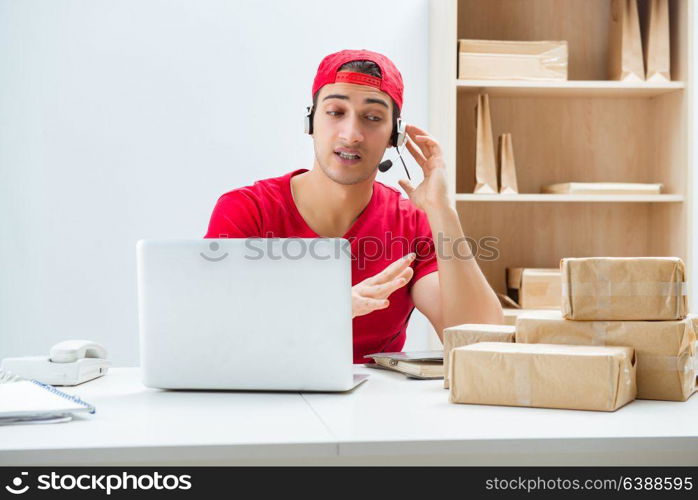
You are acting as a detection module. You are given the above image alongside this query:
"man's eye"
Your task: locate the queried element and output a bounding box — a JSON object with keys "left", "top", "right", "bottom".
{"left": 326, "top": 111, "right": 342, "bottom": 116}
{"left": 366, "top": 115, "right": 382, "bottom": 122}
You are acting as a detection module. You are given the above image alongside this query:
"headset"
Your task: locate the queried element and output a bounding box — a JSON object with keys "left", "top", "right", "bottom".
{"left": 304, "top": 105, "right": 410, "bottom": 180}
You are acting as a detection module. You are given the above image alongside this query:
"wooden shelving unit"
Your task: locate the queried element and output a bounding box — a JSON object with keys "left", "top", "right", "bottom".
{"left": 456, "top": 79, "right": 685, "bottom": 98}
{"left": 429, "top": 0, "right": 693, "bottom": 296}
{"left": 454, "top": 193, "right": 684, "bottom": 202}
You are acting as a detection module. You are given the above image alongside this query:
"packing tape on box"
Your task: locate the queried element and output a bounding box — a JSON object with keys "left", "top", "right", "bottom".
{"left": 562, "top": 280, "right": 687, "bottom": 318}
{"left": 560, "top": 281, "right": 688, "bottom": 297}
{"left": 511, "top": 353, "right": 633, "bottom": 409}
{"left": 512, "top": 357, "right": 532, "bottom": 406}
{"left": 591, "top": 322, "right": 608, "bottom": 345}
{"left": 611, "top": 358, "right": 633, "bottom": 410}
{"left": 523, "top": 323, "right": 610, "bottom": 345}
{"left": 537, "top": 324, "right": 695, "bottom": 373}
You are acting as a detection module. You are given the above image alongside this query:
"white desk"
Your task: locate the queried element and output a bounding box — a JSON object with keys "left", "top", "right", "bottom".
{"left": 1, "top": 367, "right": 697, "bottom": 466}
{"left": 0, "top": 369, "right": 335, "bottom": 466}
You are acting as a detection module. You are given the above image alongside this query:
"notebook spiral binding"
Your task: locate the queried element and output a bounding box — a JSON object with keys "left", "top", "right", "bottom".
{"left": 30, "top": 380, "right": 96, "bottom": 414}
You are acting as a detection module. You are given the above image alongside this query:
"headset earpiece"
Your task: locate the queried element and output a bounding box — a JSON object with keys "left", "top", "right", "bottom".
{"left": 304, "top": 105, "right": 314, "bottom": 135}
{"left": 391, "top": 117, "right": 406, "bottom": 148}
{"left": 307, "top": 104, "right": 403, "bottom": 147}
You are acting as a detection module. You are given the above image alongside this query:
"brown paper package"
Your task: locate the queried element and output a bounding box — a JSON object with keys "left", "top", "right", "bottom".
{"left": 503, "top": 307, "right": 555, "bottom": 326}
{"left": 442, "top": 324, "right": 515, "bottom": 389}
{"left": 457, "top": 40, "right": 568, "bottom": 81}
{"left": 507, "top": 268, "right": 561, "bottom": 309}
{"left": 474, "top": 94, "right": 498, "bottom": 193}
{"left": 516, "top": 310, "right": 697, "bottom": 401}
{"left": 449, "top": 342, "right": 637, "bottom": 411}
{"left": 609, "top": 0, "right": 645, "bottom": 81}
{"left": 642, "top": 0, "right": 671, "bottom": 81}
{"left": 498, "top": 133, "right": 519, "bottom": 194}
{"left": 561, "top": 257, "right": 687, "bottom": 321}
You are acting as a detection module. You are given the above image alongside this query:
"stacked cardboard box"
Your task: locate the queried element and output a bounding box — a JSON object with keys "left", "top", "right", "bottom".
{"left": 516, "top": 311, "right": 696, "bottom": 401}
{"left": 560, "top": 257, "right": 687, "bottom": 321}
{"left": 506, "top": 268, "right": 561, "bottom": 309}
{"left": 442, "top": 324, "right": 515, "bottom": 389}
{"left": 518, "top": 257, "right": 696, "bottom": 402}
{"left": 448, "top": 257, "right": 696, "bottom": 410}
{"left": 449, "top": 342, "right": 637, "bottom": 411}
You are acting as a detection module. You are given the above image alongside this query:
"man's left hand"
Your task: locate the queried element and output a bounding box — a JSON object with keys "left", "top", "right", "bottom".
{"left": 399, "top": 124, "right": 450, "bottom": 211}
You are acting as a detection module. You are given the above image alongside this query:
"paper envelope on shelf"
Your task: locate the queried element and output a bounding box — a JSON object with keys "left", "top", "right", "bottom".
{"left": 642, "top": 0, "right": 671, "bottom": 82}
{"left": 609, "top": 0, "right": 645, "bottom": 81}
{"left": 474, "top": 94, "right": 498, "bottom": 194}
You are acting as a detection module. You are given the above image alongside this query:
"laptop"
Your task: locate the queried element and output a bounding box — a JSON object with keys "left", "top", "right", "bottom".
{"left": 136, "top": 238, "right": 368, "bottom": 392}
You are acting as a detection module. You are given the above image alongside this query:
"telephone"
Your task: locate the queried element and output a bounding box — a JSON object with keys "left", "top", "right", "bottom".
{"left": 0, "top": 340, "right": 110, "bottom": 386}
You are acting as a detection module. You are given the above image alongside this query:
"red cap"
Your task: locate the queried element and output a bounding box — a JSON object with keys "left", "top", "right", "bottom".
{"left": 311, "top": 49, "right": 404, "bottom": 111}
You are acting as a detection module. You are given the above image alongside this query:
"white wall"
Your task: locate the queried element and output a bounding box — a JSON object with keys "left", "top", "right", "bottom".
{"left": 0, "top": 0, "right": 432, "bottom": 365}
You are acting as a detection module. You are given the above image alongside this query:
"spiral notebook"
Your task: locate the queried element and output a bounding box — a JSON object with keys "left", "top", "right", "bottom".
{"left": 0, "top": 380, "right": 96, "bottom": 425}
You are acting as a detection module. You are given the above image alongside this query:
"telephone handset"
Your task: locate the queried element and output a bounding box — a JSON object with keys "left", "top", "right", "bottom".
{"left": 49, "top": 340, "right": 108, "bottom": 363}
{"left": 0, "top": 340, "right": 110, "bottom": 386}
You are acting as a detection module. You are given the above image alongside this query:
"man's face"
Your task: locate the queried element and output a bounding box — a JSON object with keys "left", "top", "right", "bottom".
{"left": 312, "top": 80, "right": 394, "bottom": 186}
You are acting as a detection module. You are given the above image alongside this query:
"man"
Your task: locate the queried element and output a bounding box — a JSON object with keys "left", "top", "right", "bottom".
{"left": 205, "top": 49, "right": 503, "bottom": 363}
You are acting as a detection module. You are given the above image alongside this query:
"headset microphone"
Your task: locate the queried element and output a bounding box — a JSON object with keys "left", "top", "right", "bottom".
{"left": 377, "top": 148, "right": 411, "bottom": 180}
{"left": 380, "top": 117, "right": 411, "bottom": 179}
{"left": 378, "top": 160, "right": 392, "bottom": 172}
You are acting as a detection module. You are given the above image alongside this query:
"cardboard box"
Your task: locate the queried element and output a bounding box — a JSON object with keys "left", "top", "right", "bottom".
{"left": 503, "top": 308, "right": 522, "bottom": 325}
{"left": 443, "top": 324, "right": 515, "bottom": 389}
{"left": 561, "top": 257, "right": 687, "bottom": 321}
{"left": 449, "top": 342, "right": 637, "bottom": 411}
{"left": 507, "top": 268, "right": 561, "bottom": 309}
{"left": 503, "top": 308, "right": 554, "bottom": 326}
{"left": 458, "top": 40, "right": 568, "bottom": 81}
{"left": 516, "top": 311, "right": 697, "bottom": 401}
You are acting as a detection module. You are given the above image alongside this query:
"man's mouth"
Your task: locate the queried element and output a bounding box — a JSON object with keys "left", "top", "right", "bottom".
{"left": 335, "top": 148, "right": 361, "bottom": 161}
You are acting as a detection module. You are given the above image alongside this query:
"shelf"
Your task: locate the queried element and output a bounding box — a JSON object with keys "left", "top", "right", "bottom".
{"left": 455, "top": 194, "right": 684, "bottom": 203}
{"left": 456, "top": 80, "right": 685, "bottom": 98}
{"left": 430, "top": 0, "right": 692, "bottom": 299}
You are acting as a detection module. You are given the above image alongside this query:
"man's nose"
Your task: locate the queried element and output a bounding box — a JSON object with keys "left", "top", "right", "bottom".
{"left": 338, "top": 114, "right": 364, "bottom": 144}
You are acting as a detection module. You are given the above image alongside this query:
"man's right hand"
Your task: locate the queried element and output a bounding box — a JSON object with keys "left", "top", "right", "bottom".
{"left": 352, "top": 253, "right": 416, "bottom": 318}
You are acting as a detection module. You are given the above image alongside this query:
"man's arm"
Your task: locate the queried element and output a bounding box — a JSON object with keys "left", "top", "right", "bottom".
{"left": 409, "top": 272, "right": 445, "bottom": 341}
{"left": 400, "top": 125, "right": 503, "bottom": 340}
{"left": 409, "top": 211, "right": 503, "bottom": 343}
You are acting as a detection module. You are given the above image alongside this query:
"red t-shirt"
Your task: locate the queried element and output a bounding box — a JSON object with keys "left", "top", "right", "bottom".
{"left": 204, "top": 168, "right": 439, "bottom": 363}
